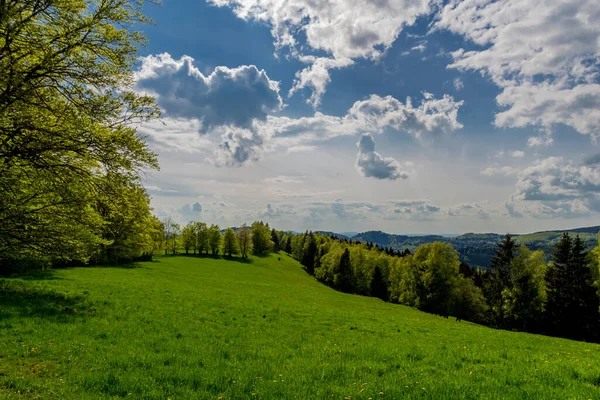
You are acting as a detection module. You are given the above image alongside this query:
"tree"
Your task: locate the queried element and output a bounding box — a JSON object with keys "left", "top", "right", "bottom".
{"left": 301, "top": 233, "right": 318, "bottom": 275}
{"left": 236, "top": 224, "right": 253, "bottom": 259}
{"left": 208, "top": 225, "right": 222, "bottom": 255}
{"left": 285, "top": 235, "right": 293, "bottom": 254}
{"left": 545, "top": 232, "right": 572, "bottom": 335}
{"left": 414, "top": 242, "right": 460, "bottom": 316}
{"left": 488, "top": 234, "right": 517, "bottom": 324}
{"left": 0, "top": 0, "right": 159, "bottom": 266}
{"left": 163, "top": 217, "right": 178, "bottom": 255}
{"left": 501, "top": 245, "right": 547, "bottom": 331}
{"left": 490, "top": 234, "right": 517, "bottom": 287}
{"left": 195, "top": 222, "right": 209, "bottom": 255}
{"left": 370, "top": 265, "right": 389, "bottom": 301}
{"left": 271, "top": 229, "right": 280, "bottom": 252}
{"left": 251, "top": 221, "right": 272, "bottom": 254}
{"left": 223, "top": 228, "right": 238, "bottom": 257}
{"left": 335, "top": 248, "right": 353, "bottom": 293}
{"left": 180, "top": 223, "right": 196, "bottom": 255}
{"left": 451, "top": 276, "right": 488, "bottom": 323}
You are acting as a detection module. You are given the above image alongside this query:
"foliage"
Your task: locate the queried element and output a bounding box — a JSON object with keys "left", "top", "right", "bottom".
{"left": 236, "top": 224, "right": 252, "bottom": 259}
{"left": 223, "top": 227, "right": 238, "bottom": 257}
{"left": 208, "top": 225, "right": 222, "bottom": 255}
{"left": 0, "top": 0, "right": 159, "bottom": 269}
{"left": 251, "top": 221, "right": 272, "bottom": 254}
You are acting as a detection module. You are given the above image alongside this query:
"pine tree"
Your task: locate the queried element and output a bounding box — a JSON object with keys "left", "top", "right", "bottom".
{"left": 370, "top": 265, "right": 389, "bottom": 301}
{"left": 285, "top": 236, "right": 292, "bottom": 254}
{"left": 568, "top": 235, "right": 599, "bottom": 339}
{"left": 488, "top": 234, "right": 517, "bottom": 324}
{"left": 302, "top": 234, "right": 318, "bottom": 275}
{"left": 490, "top": 234, "right": 516, "bottom": 287}
{"left": 545, "top": 232, "right": 572, "bottom": 335}
{"left": 271, "top": 229, "right": 280, "bottom": 252}
{"left": 336, "top": 248, "right": 353, "bottom": 293}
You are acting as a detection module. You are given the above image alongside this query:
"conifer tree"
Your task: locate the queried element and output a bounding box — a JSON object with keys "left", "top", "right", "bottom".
{"left": 302, "top": 233, "right": 318, "bottom": 275}
{"left": 271, "top": 229, "right": 280, "bottom": 252}
{"left": 545, "top": 232, "right": 572, "bottom": 334}
{"left": 370, "top": 265, "right": 389, "bottom": 301}
{"left": 336, "top": 248, "right": 353, "bottom": 293}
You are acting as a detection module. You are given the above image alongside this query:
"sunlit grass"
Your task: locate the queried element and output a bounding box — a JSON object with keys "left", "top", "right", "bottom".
{"left": 1, "top": 253, "right": 599, "bottom": 399}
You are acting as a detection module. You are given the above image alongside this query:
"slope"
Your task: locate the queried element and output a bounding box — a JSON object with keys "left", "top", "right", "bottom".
{"left": 1, "top": 254, "right": 599, "bottom": 399}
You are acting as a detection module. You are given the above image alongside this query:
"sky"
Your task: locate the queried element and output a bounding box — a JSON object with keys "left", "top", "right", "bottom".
{"left": 133, "top": 0, "right": 600, "bottom": 235}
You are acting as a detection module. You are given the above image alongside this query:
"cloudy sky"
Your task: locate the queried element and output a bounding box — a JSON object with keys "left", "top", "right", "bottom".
{"left": 135, "top": 0, "right": 600, "bottom": 234}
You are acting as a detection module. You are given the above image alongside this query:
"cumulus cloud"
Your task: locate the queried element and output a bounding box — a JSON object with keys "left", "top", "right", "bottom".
{"left": 506, "top": 156, "right": 600, "bottom": 218}
{"left": 209, "top": 0, "right": 434, "bottom": 105}
{"left": 387, "top": 199, "right": 441, "bottom": 221}
{"left": 179, "top": 202, "right": 203, "bottom": 222}
{"left": 435, "top": 0, "right": 600, "bottom": 139}
{"left": 209, "top": 92, "right": 463, "bottom": 167}
{"left": 135, "top": 53, "right": 282, "bottom": 131}
{"left": 511, "top": 150, "right": 525, "bottom": 158}
{"left": 210, "top": 126, "right": 266, "bottom": 167}
{"left": 355, "top": 133, "right": 408, "bottom": 180}
{"left": 447, "top": 202, "right": 491, "bottom": 219}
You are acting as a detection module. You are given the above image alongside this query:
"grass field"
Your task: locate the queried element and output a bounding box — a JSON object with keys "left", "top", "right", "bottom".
{"left": 1, "top": 254, "right": 600, "bottom": 399}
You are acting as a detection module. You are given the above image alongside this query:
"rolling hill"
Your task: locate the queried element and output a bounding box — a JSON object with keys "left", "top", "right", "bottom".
{"left": 351, "top": 226, "right": 600, "bottom": 268}
{"left": 1, "top": 254, "right": 599, "bottom": 398}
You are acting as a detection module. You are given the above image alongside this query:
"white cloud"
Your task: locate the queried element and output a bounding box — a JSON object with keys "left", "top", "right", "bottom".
{"left": 447, "top": 202, "right": 491, "bottom": 219}
{"left": 355, "top": 133, "right": 409, "bottom": 180}
{"left": 453, "top": 77, "right": 464, "bottom": 91}
{"left": 135, "top": 53, "right": 282, "bottom": 131}
{"left": 206, "top": 92, "right": 463, "bottom": 167}
{"left": 435, "top": 0, "right": 600, "bottom": 139}
{"left": 480, "top": 165, "right": 518, "bottom": 177}
{"left": 511, "top": 150, "right": 525, "bottom": 158}
{"left": 506, "top": 156, "right": 600, "bottom": 218}
{"left": 209, "top": 0, "right": 434, "bottom": 105}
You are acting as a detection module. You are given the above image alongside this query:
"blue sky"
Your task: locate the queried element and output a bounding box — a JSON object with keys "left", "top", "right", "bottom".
{"left": 134, "top": 0, "right": 600, "bottom": 234}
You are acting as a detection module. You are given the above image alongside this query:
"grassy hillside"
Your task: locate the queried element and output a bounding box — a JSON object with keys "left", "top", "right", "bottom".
{"left": 1, "top": 255, "right": 600, "bottom": 399}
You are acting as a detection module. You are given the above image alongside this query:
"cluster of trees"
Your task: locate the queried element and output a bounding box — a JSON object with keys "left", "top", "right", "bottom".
{"left": 282, "top": 231, "right": 600, "bottom": 342}
{"left": 0, "top": 0, "right": 163, "bottom": 273}
{"left": 161, "top": 220, "right": 277, "bottom": 259}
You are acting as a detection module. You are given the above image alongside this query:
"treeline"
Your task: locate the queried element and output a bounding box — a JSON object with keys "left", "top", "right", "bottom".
{"left": 160, "top": 220, "right": 278, "bottom": 259}
{"left": 280, "top": 231, "right": 600, "bottom": 342}
{"left": 0, "top": 1, "right": 163, "bottom": 274}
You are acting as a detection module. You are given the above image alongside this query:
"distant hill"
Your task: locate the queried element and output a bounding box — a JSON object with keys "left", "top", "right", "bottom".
{"left": 352, "top": 226, "right": 600, "bottom": 269}
{"left": 315, "top": 231, "right": 350, "bottom": 240}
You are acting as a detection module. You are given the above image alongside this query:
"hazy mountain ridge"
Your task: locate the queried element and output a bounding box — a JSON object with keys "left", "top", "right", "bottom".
{"left": 345, "top": 226, "right": 600, "bottom": 268}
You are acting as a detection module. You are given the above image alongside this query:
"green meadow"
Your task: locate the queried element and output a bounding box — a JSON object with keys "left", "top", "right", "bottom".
{"left": 1, "top": 254, "right": 599, "bottom": 399}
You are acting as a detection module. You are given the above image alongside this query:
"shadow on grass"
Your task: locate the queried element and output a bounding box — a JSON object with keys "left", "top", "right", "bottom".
{"left": 0, "top": 280, "right": 92, "bottom": 322}
{"left": 171, "top": 253, "right": 253, "bottom": 264}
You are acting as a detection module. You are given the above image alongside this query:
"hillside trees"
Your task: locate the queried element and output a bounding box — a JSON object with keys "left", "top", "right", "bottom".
{"left": 181, "top": 223, "right": 196, "bottom": 254}
{"left": 223, "top": 228, "right": 238, "bottom": 257}
{"left": 195, "top": 222, "right": 209, "bottom": 255}
{"left": 546, "top": 233, "right": 599, "bottom": 340}
{"left": 237, "top": 224, "right": 252, "bottom": 259}
{"left": 0, "top": 0, "right": 160, "bottom": 269}
{"left": 501, "top": 245, "right": 547, "bottom": 331}
{"left": 208, "top": 225, "right": 222, "bottom": 255}
{"left": 413, "top": 242, "right": 460, "bottom": 316}
{"left": 251, "top": 221, "right": 272, "bottom": 254}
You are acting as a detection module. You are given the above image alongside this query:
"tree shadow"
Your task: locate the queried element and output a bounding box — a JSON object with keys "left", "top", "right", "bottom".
{"left": 173, "top": 253, "right": 254, "bottom": 264}
{"left": 0, "top": 280, "right": 93, "bottom": 322}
